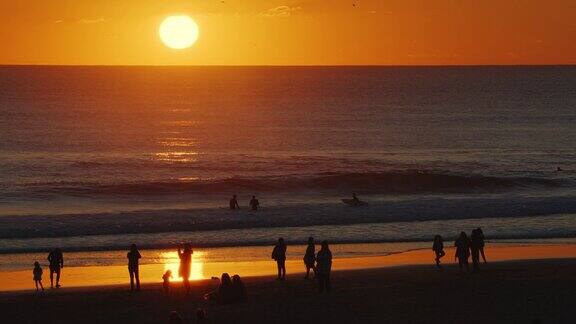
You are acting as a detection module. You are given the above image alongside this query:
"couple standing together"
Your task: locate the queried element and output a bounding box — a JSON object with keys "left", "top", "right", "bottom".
{"left": 272, "top": 237, "right": 333, "bottom": 293}
{"left": 127, "top": 243, "right": 194, "bottom": 293}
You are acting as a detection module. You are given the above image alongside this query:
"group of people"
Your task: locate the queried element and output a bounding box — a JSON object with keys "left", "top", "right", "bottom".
{"left": 204, "top": 273, "right": 248, "bottom": 305}
{"left": 32, "top": 230, "right": 487, "bottom": 296}
{"left": 272, "top": 237, "right": 333, "bottom": 293}
{"left": 229, "top": 195, "right": 260, "bottom": 211}
{"left": 432, "top": 227, "right": 487, "bottom": 272}
{"left": 128, "top": 243, "right": 194, "bottom": 293}
{"left": 32, "top": 248, "right": 64, "bottom": 291}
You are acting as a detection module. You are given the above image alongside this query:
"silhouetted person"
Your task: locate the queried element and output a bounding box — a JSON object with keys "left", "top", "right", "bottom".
{"left": 272, "top": 238, "right": 287, "bottom": 280}
{"left": 454, "top": 232, "right": 471, "bottom": 273}
{"left": 127, "top": 244, "right": 141, "bottom": 291}
{"left": 217, "top": 273, "right": 233, "bottom": 304}
{"left": 162, "top": 270, "right": 173, "bottom": 295}
{"left": 432, "top": 235, "right": 446, "bottom": 268}
{"left": 168, "top": 311, "right": 184, "bottom": 324}
{"left": 316, "top": 240, "right": 332, "bottom": 293}
{"left": 178, "top": 243, "right": 193, "bottom": 294}
{"left": 249, "top": 195, "right": 260, "bottom": 211}
{"left": 47, "top": 248, "right": 64, "bottom": 288}
{"left": 476, "top": 227, "right": 487, "bottom": 263}
{"left": 33, "top": 261, "right": 44, "bottom": 292}
{"left": 352, "top": 193, "right": 360, "bottom": 205}
{"left": 470, "top": 229, "right": 483, "bottom": 272}
{"left": 231, "top": 274, "right": 247, "bottom": 302}
{"left": 303, "top": 236, "right": 316, "bottom": 279}
{"left": 229, "top": 195, "right": 240, "bottom": 210}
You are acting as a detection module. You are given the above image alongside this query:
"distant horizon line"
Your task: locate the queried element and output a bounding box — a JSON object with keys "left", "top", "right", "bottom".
{"left": 0, "top": 64, "right": 575, "bottom": 68}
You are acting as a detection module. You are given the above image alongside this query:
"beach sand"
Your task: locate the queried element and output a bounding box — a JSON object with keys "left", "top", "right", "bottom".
{"left": 1, "top": 245, "right": 575, "bottom": 323}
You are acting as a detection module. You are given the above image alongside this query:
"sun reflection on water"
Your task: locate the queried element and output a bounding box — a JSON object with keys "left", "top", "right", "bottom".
{"left": 160, "top": 250, "right": 205, "bottom": 281}
{"left": 154, "top": 151, "right": 199, "bottom": 163}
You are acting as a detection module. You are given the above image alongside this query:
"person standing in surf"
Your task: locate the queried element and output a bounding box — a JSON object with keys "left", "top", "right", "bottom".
{"left": 249, "top": 195, "right": 260, "bottom": 211}
{"left": 229, "top": 195, "right": 240, "bottom": 210}
{"left": 47, "top": 248, "right": 64, "bottom": 288}
{"left": 303, "top": 237, "right": 316, "bottom": 279}
{"left": 178, "top": 243, "right": 193, "bottom": 294}
{"left": 127, "top": 244, "right": 141, "bottom": 291}
{"left": 272, "top": 238, "right": 287, "bottom": 280}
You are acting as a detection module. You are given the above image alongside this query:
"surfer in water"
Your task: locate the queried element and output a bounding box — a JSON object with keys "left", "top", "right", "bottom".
{"left": 229, "top": 195, "right": 240, "bottom": 210}
{"left": 249, "top": 195, "right": 260, "bottom": 211}
{"left": 352, "top": 193, "right": 360, "bottom": 205}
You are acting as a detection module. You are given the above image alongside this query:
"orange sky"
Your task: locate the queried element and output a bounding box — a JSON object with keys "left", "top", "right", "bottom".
{"left": 0, "top": 0, "right": 574, "bottom": 65}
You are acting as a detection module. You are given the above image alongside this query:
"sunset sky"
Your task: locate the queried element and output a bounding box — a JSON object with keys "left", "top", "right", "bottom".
{"left": 1, "top": 0, "right": 574, "bottom": 65}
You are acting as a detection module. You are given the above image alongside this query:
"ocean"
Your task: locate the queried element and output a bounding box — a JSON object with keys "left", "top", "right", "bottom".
{"left": 1, "top": 66, "right": 575, "bottom": 270}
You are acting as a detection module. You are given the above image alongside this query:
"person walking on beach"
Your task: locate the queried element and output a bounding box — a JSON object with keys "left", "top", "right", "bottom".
{"left": 316, "top": 240, "right": 333, "bottom": 293}
{"left": 178, "top": 243, "right": 193, "bottom": 294}
{"left": 476, "top": 227, "right": 487, "bottom": 263}
{"left": 303, "top": 236, "right": 316, "bottom": 279}
{"left": 432, "top": 235, "right": 446, "bottom": 268}
{"left": 127, "top": 244, "right": 141, "bottom": 291}
{"left": 249, "top": 195, "right": 260, "bottom": 211}
{"left": 47, "top": 248, "right": 64, "bottom": 288}
{"left": 470, "top": 229, "right": 483, "bottom": 272}
{"left": 33, "top": 261, "right": 44, "bottom": 292}
{"left": 272, "top": 238, "right": 287, "bottom": 280}
{"left": 229, "top": 195, "right": 240, "bottom": 210}
{"left": 454, "top": 232, "right": 471, "bottom": 273}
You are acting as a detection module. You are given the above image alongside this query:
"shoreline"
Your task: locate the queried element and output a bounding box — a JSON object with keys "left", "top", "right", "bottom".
{"left": 1, "top": 242, "right": 574, "bottom": 293}
{"left": 1, "top": 258, "right": 575, "bottom": 323}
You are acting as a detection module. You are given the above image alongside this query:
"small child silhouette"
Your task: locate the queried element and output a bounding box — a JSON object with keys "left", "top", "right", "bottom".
{"left": 33, "top": 261, "right": 44, "bottom": 292}
{"left": 162, "top": 270, "right": 173, "bottom": 295}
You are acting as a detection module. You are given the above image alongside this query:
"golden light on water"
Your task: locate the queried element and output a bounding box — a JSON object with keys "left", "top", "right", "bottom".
{"left": 161, "top": 250, "right": 205, "bottom": 281}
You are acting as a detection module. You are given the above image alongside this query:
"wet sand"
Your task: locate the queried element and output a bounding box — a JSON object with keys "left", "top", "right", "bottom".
{"left": 1, "top": 243, "right": 576, "bottom": 292}
{"left": 1, "top": 245, "right": 576, "bottom": 323}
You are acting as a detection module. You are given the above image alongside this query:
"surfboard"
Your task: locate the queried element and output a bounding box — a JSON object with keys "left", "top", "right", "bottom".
{"left": 341, "top": 199, "right": 368, "bottom": 206}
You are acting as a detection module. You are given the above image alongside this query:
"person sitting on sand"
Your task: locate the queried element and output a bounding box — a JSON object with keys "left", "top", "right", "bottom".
{"left": 47, "top": 248, "right": 64, "bottom": 288}
{"left": 217, "top": 273, "right": 233, "bottom": 304}
{"left": 316, "top": 240, "right": 333, "bottom": 293}
{"left": 303, "top": 236, "right": 316, "bottom": 279}
{"left": 229, "top": 195, "right": 240, "bottom": 210}
{"left": 162, "top": 270, "right": 173, "bottom": 295}
{"left": 231, "top": 274, "right": 247, "bottom": 302}
{"left": 249, "top": 195, "right": 260, "bottom": 211}
{"left": 272, "top": 238, "right": 287, "bottom": 280}
{"left": 454, "top": 232, "right": 471, "bottom": 273}
{"left": 178, "top": 243, "right": 193, "bottom": 294}
{"left": 432, "top": 235, "right": 446, "bottom": 268}
{"left": 127, "top": 244, "right": 141, "bottom": 291}
{"left": 476, "top": 227, "right": 487, "bottom": 263}
{"left": 33, "top": 261, "right": 44, "bottom": 292}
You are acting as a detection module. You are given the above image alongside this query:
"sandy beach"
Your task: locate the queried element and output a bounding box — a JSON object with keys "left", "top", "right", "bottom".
{"left": 1, "top": 244, "right": 575, "bottom": 323}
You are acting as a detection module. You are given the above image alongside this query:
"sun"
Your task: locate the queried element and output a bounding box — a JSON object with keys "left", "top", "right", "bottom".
{"left": 159, "top": 15, "right": 199, "bottom": 50}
